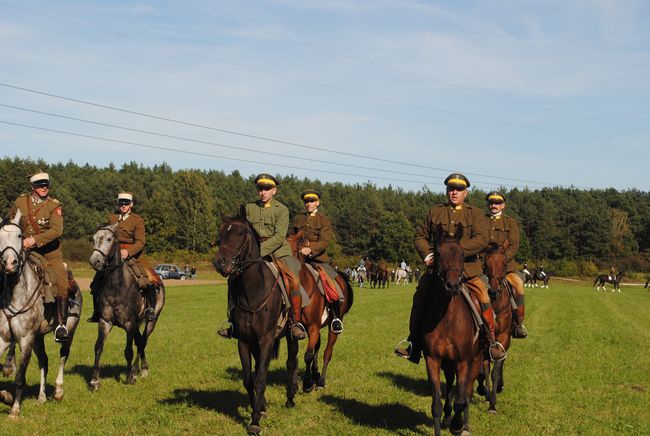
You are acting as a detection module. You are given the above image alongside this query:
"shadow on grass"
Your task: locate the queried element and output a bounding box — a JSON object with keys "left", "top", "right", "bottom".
{"left": 160, "top": 388, "right": 248, "bottom": 425}
{"left": 376, "top": 370, "right": 446, "bottom": 397}
{"left": 320, "top": 394, "right": 431, "bottom": 433}
{"left": 69, "top": 363, "right": 128, "bottom": 383}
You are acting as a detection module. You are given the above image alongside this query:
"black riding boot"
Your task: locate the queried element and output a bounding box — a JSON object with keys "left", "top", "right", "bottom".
{"left": 54, "top": 296, "right": 70, "bottom": 343}
{"left": 330, "top": 300, "right": 343, "bottom": 334}
{"left": 218, "top": 281, "right": 235, "bottom": 339}
{"left": 144, "top": 285, "right": 157, "bottom": 322}
{"left": 87, "top": 275, "right": 101, "bottom": 322}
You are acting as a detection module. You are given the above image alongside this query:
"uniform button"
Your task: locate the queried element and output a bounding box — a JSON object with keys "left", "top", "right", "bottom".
{"left": 451, "top": 221, "right": 454, "bottom": 224}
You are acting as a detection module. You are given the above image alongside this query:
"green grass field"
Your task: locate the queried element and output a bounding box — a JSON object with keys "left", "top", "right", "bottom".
{"left": 3, "top": 280, "right": 649, "bottom": 435}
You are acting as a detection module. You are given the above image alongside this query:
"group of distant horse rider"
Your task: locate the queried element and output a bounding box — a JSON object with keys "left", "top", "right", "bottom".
{"left": 394, "top": 173, "right": 528, "bottom": 364}
{"left": 5, "top": 171, "right": 160, "bottom": 344}
{"left": 217, "top": 173, "right": 345, "bottom": 341}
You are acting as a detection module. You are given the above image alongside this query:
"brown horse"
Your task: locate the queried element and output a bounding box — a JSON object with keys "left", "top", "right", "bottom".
{"left": 287, "top": 231, "right": 354, "bottom": 392}
{"left": 421, "top": 224, "right": 483, "bottom": 435}
{"left": 477, "top": 241, "right": 513, "bottom": 413}
{"left": 213, "top": 210, "right": 299, "bottom": 435}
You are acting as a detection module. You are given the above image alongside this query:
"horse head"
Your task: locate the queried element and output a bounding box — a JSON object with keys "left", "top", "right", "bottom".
{"left": 89, "top": 223, "right": 120, "bottom": 272}
{"left": 213, "top": 216, "right": 260, "bottom": 278}
{"left": 0, "top": 209, "right": 24, "bottom": 274}
{"left": 484, "top": 240, "right": 508, "bottom": 296}
{"left": 434, "top": 223, "right": 464, "bottom": 295}
{"left": 286, "top": 229, "right": 304, "bottom": 260}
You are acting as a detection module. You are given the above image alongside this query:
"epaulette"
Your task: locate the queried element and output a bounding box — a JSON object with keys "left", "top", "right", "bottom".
{"left": 51, "top": 198, "right": 60, "bottom": 204}
{"left": 18, "top": 193, "right": 27, "bottom": 198}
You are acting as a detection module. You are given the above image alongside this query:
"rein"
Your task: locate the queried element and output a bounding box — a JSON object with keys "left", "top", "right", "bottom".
{"left": 94, "top": 226, "right": 124, "bottom": 273}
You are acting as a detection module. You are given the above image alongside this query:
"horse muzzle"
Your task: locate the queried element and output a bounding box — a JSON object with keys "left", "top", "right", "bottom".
{"left": 89, "top": 252, "right": 105, "bottom": 272}
{"left": 213, "top": 255, "right": 233, "bottom": 277}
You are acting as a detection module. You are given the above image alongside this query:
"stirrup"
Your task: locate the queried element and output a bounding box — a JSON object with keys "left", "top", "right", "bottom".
{"left": 513, "top": 323, "right": 528, "bottom": 338}
{"left": 330, "top": 318, "right": 343, "bottom": 334}
{"left": 394, "top": 339, "right": 412, "bottom": 359}
{"left": 290, "top": 322, "right": 307, "bottom": 340}
{"left": 54, "top": 324, "right": 70, "bottom": 343}
{"left": 217, "top": 321, "right": 234, "bottom": 339}
{"left": 489, "top": 341, "right": 507, "bottom": 361}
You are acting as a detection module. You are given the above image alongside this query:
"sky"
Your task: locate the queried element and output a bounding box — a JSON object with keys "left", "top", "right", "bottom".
{"left": 1, "top": 0, "right": 649, "bottom": 192}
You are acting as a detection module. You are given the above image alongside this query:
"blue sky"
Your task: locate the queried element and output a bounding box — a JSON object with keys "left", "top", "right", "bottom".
{"left": 1, "top": 0, "right": 648, "bottom": 192}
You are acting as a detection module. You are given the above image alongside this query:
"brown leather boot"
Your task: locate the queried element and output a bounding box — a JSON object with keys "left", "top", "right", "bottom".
{"left": 482, "top": 306, "right": 506, "bottom": 361}
{"left": 289, "top": 293, "right": 306, "bottom": 340}
{"left": 513, "top": 305, "right": 528, "bottom": 338}
{"left": 54, "top": 296, "right": 70, "bottom": 343}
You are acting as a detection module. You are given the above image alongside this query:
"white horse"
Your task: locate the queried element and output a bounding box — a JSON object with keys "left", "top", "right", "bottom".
{"left": 0, "top": 210, "right": 82, "bottom": 416}
{"left": 395, "top": 269, "right": 409, "bottom": 285}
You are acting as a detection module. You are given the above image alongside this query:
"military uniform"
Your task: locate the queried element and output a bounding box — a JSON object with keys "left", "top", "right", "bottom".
{"left": 108, "top": 211, "right": 145, "bottom": 259}
{"left": 397, "top": 173, "right": 506, "bottom": 363}
{"left": 484, "top": 191, "right": 527, "bottom": 338}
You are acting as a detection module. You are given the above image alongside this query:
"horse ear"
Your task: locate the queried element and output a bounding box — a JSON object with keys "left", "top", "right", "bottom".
{"left": 109, "top": 222, "right": 119, "bottom": 231}
{"left": 11, "top": 209, "right": 22, "bottom": 225}
{"left": 454, "top": 223, "right": 463, "bottom": 241}
{"left": 435, "top": 223, "right": 446, "bottom": 241}
{"left": 238, "top": 204, "right": 247, "bottom": 220}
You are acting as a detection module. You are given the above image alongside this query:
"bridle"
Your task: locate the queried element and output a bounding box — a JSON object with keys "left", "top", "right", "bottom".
{"left": 93, "top": 226, "right": 122, "bottom": 272}
{"left": 0, "top": 222, "right": 26, "bottom": 273}
{"left": 218, "top": 222, "right": 261, "bottom": 278}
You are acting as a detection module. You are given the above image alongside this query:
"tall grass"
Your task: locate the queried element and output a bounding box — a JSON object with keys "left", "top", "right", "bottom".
{"left": 2, "top": 281, "right": 649, "bottom": 434}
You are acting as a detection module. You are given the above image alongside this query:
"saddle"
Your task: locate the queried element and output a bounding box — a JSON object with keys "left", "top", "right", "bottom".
{"left": 303, "top": 263, "right": 340, "bottom": 303}
{"left": 27, "top": 252, "right": 56, "bottom": 303}
{"left": 124, "top": 259, "right": 162, "bottom": 290}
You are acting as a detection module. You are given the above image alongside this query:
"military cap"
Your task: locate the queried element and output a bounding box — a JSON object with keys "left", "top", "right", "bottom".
{"left": 486, "top": 191, "right": 506, "bottom": 203}
{"left": 117, "top": 192, "right": 134, "bottom": 203}
{"left": 29, "top": 171, "right": 50, "bottom": 186}
{"left": 254, "top": 173, "right": 279, "bottom": 188}
{"left": 444, "top": 173, "right": 470, "bottom": 189}
{"left": 301, "top": 189, "right": 320, "bottom": 201}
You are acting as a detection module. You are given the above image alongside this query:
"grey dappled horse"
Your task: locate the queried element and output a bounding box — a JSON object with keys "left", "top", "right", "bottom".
{"left": 88, "top": 224, "right": 165, "bottom": 389}
{"left": 0, "top": 210, "right": 82, "bottom": 416}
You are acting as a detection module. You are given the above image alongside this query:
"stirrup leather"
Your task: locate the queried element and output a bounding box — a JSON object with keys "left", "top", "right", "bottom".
{"left": 489, "top": 341, "right": 507, "bottom": 361}
{"left": 394, "top": 339, "right": 412, "bottom": 359}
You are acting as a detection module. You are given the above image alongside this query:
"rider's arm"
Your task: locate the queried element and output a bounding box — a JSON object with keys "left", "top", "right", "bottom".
{"left": 125, "top": 216, "right": 146, "bottom": 257}
{"left": 308, "top": 216, "right": 332, "bottom": 258}
{"left": 505, "top": 218, "right": 520, "bottom": 263}
{"left": 414, "top": 208, "right": 435, "bottom": 262}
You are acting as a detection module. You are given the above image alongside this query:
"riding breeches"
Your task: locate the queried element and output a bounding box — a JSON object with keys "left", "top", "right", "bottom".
{"left": 464, "top": 275, "right": 490, "bottom": 306}
{"left": 506, "top": 272, "right": 525, "bottom": 307}
{"left": 276, "top": 255, "right": 310, "bottom": 308}
{"left": 40, "top": 249, "right": 68, "bottom": 299}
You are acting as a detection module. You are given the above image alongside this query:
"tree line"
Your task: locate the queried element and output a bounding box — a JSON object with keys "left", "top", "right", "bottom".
{"left": 1, "top": 157, "right": 648, "bottom": 276}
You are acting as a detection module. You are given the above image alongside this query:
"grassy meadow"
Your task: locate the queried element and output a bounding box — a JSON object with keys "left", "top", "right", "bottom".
{"left": 2, "top": 279, "right": 649, "bottom": 435}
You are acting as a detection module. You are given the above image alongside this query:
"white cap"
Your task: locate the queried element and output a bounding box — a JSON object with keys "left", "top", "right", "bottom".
{"left": 117, "top": 192, "right": 133, "bottom": 202}
{"left": 29, "top": 172, "right": 50, "bottom": 184}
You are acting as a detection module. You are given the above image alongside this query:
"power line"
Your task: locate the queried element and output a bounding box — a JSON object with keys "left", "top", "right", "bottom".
{"left": 0, "top": 82, "right": 564, "bottom": 187}
{"left": 0, "top": 1, "right": 587, "bottom": 137}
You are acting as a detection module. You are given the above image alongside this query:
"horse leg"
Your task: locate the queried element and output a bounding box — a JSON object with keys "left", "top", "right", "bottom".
{"left": 317, "top": 329, "right": 339, "bottom": 388}
{"left": 0, "top": 339, "right": 14, "bottom": 405}
{"left": 450, "top": 361, "right": 471, "bottom": 435}
{"left": 136, "top": 325, "right": 150, "bottom": 378}
{"left": 425, "top": 357, "right": 443, "bottom": 436}
{"left": 54, "top": 339, "right": 72, "bottom": 401}
{"left": 90, "top": 319, "right": 112, "bottom": 391}
{"left": 9, "top": 334, "right": 36, "bottom": 417}
{"left": 489, "top": 357, "right": 505, "bottom": 413}
{"left": 238, "top": 341, "right": 254, "bottom": 408}
{"left": 442, "top": 363, "right": 455, "bottom": 429}
{"left": 124, "top": 326, "right": 137, "bottom": 385}
{"left": 3, "top": 342, "right": 16, "bottom": 377}
{"left": 303, "top": 326, "right": 320, "bottom": 393}
{"left": 248, "top": 339, "right": 274, "bottom": 434}
{"left": 285, "top": 335, "right": 299, "bottom": 408}
{"left": 33, "top": 335, "right": 48, "bottom": 404}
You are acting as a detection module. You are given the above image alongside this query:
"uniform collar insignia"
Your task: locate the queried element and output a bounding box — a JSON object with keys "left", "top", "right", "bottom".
{"left": 309, "top": 209, "right": 318, "bottom": 217}
{"left": 121, "top": 213, "right": 130, "bottom": 221}
{"left": 448, "top": 204, "right": 463, "bottom": 211}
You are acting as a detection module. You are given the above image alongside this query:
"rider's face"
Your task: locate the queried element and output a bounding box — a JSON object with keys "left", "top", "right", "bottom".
{"left": 446, "top": 186, "right": 467, "bottom": 206}
{"left": 304, "top": 199, "right": 319, "bottom": 213}
{"left": 488, "top": 201, "right": 505, "bottom": 214}
{"left": 257, "top": 186, "right": 276, "bottom": 203}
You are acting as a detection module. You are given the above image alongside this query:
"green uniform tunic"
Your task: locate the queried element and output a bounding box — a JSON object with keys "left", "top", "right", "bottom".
{"left": 414, "top": 203, "right": 488, "bottom": 278}
{"left": 485, "top": 213, "right": 520, "bottom": 273}
{"left": 245, "top": 199, "right": 292, "bottom": 258}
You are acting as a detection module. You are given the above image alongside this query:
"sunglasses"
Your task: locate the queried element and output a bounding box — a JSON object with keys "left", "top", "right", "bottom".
{"left": 489, "top": 201, "right": 504, "bottom": 205}
{"left": 118, "top": 201, "right": 132, "bottom": 206}
{"left": 304, "top": 199, "right": 317, "bottom": 204}
{"left": 257, "top": 186, "right": 274, "bottom": 191}
{"left": 33, "top": 183, "right": 50, "bottom": 189}
{"left": 446, "top": 187, "right": 466, "bottom": 192}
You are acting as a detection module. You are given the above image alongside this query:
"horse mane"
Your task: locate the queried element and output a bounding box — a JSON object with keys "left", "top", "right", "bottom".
{"left": 222, "top": 214, "right": 262, "bottom": 248}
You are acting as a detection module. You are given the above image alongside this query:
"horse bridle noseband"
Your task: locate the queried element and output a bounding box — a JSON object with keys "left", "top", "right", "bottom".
{"left": 219, "top": 224, "right": 261, "bottom": 278}
{"left": 93, "top": 226, "right": 122, "bottom": 271}
{"left": 0, "top": 222, "right": 26, "bottom": 272}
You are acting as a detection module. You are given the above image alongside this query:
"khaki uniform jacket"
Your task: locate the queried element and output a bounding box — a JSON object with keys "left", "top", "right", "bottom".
{"left": 414, "top": 204, "right": 488, "bottom": 278}
{"left": 246, "top": 199, "right": 291, "bottom": 258}
{"left": 108, "top": 212, "right": 145, "bottom": 258}
{"left": 485, "top": 213, "right": 520, "bottom": 273}
{"left": 10, "top": 194, "right": 63, "bottom": 255}
{"left": 292, "top": 211, "right": 334, "bottom": 263}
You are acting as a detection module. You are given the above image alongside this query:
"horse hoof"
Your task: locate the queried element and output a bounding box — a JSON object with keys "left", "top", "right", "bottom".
{"left": 8, "top": 408, "right": 20, "bottom": 418}
{"left": 285, "top": 400, "right": 295, "bottom": 408}
{"left": 260, "top": 411, "right": 268, "bottom": 419}
{"left": 460, "top": 430, "right": 471, "bottom": 436}
{"left": 54, "top": 386, "right": 64, "bottom": 402}
{"left": 2, "top": 366, "right": 13, "bottom": 378}
{"left": 476, "top": 385, "right": 486, "bottom": 396}
{"left": 0, "top": 390, "right": 13, "bottom": 405}
{"left": 246, "top": 424, "right": 262, "bottom": 434}
{"left": 140, "top": 369, "right": 149, "bottom": 378}
{"left": 89, "top": 380, "right": 101, "bottom": 391}
{"left": 37, "top": 394, "right": 47, "bottom": 405}
{"left": 316, "top": 377, "right": 326, "bottom": 388}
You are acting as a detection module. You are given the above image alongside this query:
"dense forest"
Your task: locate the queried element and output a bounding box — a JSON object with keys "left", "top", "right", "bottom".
{"left": 1, "top": 157, "right": 648, "bottom": 277}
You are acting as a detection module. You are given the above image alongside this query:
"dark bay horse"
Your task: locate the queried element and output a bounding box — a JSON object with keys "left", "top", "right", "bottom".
{"left": 477, "top": 242, "right": 513, "bottom": 413}
{"left": 213, "top": 210, "right": 299, "bottom": 435}
{"left": 533, "top": 267, "right": 550, "bottom": 288}
{"left": 594, "top": 271, "right": 624, "bottom": 292}
{"left": 287, "top": 231, "right": 354, "bottom": 393}
{"left": 421, "top": 224, "right": 483, "bottom": 435}
{"left": 88, "top": 224, "right": 165, "bottom": 390}
{"left": 0, "top": 211, "right": 82, "bottom": 416}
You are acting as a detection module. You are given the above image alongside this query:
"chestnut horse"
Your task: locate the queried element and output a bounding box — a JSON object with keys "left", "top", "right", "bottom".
{"left": 477, "top": 242, "right": 513, "bottom": 413}
{"left": 421, "top": 224, "right": 483, "bottom": 435}
{"left": 287, "top": 231, "right": 354, "bottom": 392}
{"left": 213, "top": 210, "right": 299, "bottom": 435}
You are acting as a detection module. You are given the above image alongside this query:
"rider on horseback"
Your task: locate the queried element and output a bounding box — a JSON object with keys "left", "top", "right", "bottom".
{"left": 88, "top": 192, "right": 158, "bottom": 322}
{"left": 292, "top": 189, "right": 344, "bottom": 334}
{"left": 395, "top": 173, "right": 507, "bottom": 363}
{"left": 8, "top": 172, "right": 74, "bottom": 343}
{"left": 218, "top": 174, "right": 308, "bottom": 341}
{"left": 484, "top": 191, "right": 528, "bottom": 339}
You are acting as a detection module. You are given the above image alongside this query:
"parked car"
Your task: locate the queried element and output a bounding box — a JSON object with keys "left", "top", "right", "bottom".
{"left": 154, "top": 264, "right": 186, "bottom": 280}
